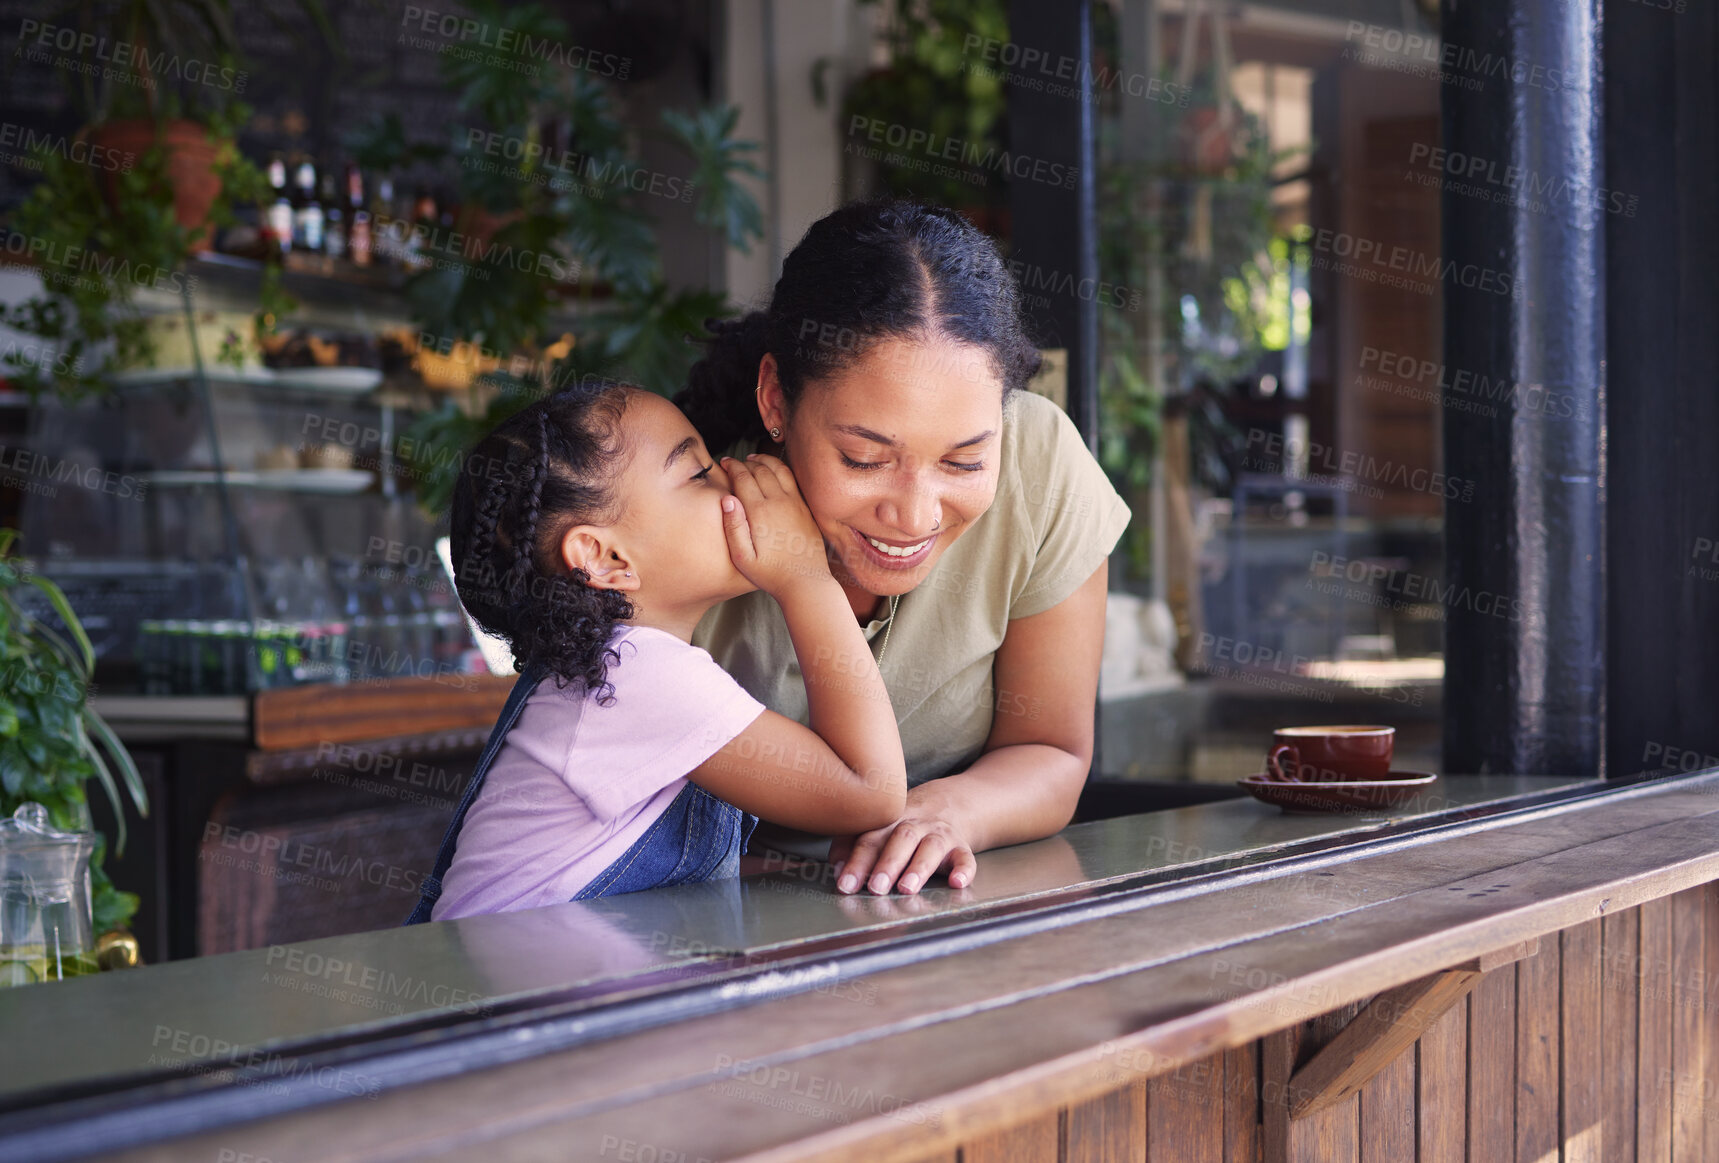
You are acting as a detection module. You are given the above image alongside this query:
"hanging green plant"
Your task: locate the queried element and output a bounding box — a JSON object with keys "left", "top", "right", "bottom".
{"left": 0, "top": 531, "right": 148, "bottom": 934}
{"left": 394, "top": 0, "right": 766, "bottom": 516}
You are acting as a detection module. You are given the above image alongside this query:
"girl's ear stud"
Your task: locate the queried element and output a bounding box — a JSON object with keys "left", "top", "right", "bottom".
{"left": 769, "top": 426, "right": 782, "bottom": 440}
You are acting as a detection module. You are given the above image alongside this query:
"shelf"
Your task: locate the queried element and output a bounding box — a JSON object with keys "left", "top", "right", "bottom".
{"left": 91, "top": 694, "right": 250, "bottom": 743}
{"left": 111, "top": 365, "right": 383, "bottom": 397}
{"left": 140, "top": 469, "right": 375, "bottom": 494}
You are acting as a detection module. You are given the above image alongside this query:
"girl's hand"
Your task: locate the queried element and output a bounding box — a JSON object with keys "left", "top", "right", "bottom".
{"left": 720, "top": 455, "right": 832, "bottom": 600}
{"left": 828, "top": 785, "right": 978, "bottom": 896}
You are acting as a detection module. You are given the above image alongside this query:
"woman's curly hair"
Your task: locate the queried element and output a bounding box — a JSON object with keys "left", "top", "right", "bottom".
{"left": 450, "top": 381, "right": 638, "bottom": 701}
{"left": 675, "top": 197, "right": 1041, "bottom": 455}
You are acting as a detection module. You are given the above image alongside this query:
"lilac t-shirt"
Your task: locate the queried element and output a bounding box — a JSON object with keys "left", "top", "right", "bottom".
{"left": 432, "top": 626, "right": 766, "bottom": 919}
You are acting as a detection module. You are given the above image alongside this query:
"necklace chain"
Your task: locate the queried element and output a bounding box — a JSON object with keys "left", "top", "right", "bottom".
{"left": 875, "top": 593, "right": 902, "bottom": 669}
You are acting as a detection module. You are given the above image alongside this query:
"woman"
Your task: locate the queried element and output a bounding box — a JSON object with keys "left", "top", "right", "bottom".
{"left": 677, "top": 199, "right": 1131, "bottom": 897}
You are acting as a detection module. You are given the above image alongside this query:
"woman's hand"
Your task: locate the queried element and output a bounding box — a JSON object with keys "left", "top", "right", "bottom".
{"left": 720, "top": 454, "right": 832, "bottom": 600}
{"left": 828, "top": 781, "right": 979, "bottom": 896}
{"left": 827, "top": 562, "right": 1112, "bottom": 895}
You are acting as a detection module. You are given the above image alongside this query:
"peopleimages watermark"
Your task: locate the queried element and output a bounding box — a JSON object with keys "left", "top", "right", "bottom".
{"left": 148, "top": 1024, "right": 380, "bottom": 1100}
{"left": 598, "top": 1137, "right": 713, "bottom": 1163}
{"left": 0, "top": 121, "right": 133, "bottom": 173}
{"left": 263, "top": 944, "right": 489, "bottom": 1016}
{"left": 1308, "top": 550, "right": 1536, "bottom": 627}
{"left": 462, "top": 129, "right": 696, "bottom": 203}
{"left": 1197, "top": 631, "right": 1423, "bottom": 707}
{"left": 1405, "top": 142, "right": 1639, "bottom": 218}
{"left": 1310, "top": 226, "right": 1519, "bottom": 299}
{"left": 846, "top": 115, "right": 1078, "bottom": 190}
{"left": 0, "top": 336, "right": 83, "bottom": 381}
{"left": 311, "top": 739, "right": 546, "bottom": 814}
{"left": 0, "top": 227, "right": 196, "bottom": 295}
{"left": 710, "top": 1053, "right": 942, "bottom": 1128}
{"left": 368, "top": 213, "right": 578, "bottom": 283}
{"left": 0, "top": 442, "right": 146, "bottom": 502}
{"left": 1244, "top": 429, "right": 1477, "bottom": 502}
{"left": 1341, "top": 22, "right": 1565, "bottom": 94}
{"left": 16, "top": 19, "right": 247, "bottom": 93}
{"left": 1008, "top": 258, "right": 1142, "bottom": 314}
{"left": 1358, "top": 345, "right": 1585, "bottom": 421}
{"left": 1642, "top": 741, "right": 1719, "bottom": 774}
{"left": 201, "top": 822, "right": 424, "bottom": 896}
{"left": 960, "top": 34, "right": 1189, "bottom": 108}
{"left": 398, "top": 6, "right": 630, "bottom": 79}
{"left": 1690, "top": 537, "right": 1719, "bottom": 584}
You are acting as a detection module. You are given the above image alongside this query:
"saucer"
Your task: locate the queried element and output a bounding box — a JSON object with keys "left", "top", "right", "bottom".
{"left": 1236, "top": 770, "right": 1438, "bottom": 814}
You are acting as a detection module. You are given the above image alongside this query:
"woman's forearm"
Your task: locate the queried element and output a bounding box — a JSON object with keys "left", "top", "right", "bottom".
{"left": 913, "top": 742, "right": 1088, "bottom": 854}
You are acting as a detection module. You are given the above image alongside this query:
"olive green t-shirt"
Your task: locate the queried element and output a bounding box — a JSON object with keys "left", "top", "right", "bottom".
{"left": 691, "top": 389, "right": 1132, "bottom": 787}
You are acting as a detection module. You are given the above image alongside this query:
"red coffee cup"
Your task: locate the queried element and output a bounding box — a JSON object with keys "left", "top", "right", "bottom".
{"left": 1266, "top": 725, "right": 1395, "bottom": 783}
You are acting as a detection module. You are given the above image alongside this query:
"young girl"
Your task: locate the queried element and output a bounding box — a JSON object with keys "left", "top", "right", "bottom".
{"left": 405, "top": 381, "right": 906, "bottom": 921}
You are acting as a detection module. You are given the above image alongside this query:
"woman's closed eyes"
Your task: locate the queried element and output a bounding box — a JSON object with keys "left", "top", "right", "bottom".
{"left": 838, "top": 451, "right": 987, "bottom": 474}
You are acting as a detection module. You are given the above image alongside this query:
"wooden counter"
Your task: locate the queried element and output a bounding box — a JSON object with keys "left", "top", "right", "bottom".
{"left": 6, "top": 771, "right": 1718, "bottom": 1162}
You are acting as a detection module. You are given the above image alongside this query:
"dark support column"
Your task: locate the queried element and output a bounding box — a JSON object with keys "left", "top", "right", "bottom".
{"left": 1007, "top": 0, "right": 1100, "bottom": 453}
{"left": 1006, "top": 2, "right": 1102, "bottom": 775}
{"left": 1440, "top": 0, "right": 1606, "bottom": 774}
{"left": 1603, "top": 3, "right": 1719, "bottom": 777}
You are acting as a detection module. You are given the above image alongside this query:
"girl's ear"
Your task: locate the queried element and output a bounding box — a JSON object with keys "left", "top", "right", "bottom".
{"left": 559, "top": 526, "right": 638, "bottom": 591}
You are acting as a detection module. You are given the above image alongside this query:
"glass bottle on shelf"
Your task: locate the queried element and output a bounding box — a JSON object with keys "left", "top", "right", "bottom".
{"left": 322, "top": 171, "right": 346, "bottom": 261}
{"left": 419, "top": 564, "right": 470, "bottom": 672}
{"left": 292, "top": 158, "right": 324, "bottom": 253}
{"left": 136, "top": 621, "right": 170, "bottom": 695}
{"left": 252, "top": 558, "right": 295, "bottom": 689}
{"left": 373, "top": 177, "right": 398, "bottom": 267}
{"left": 372, "top": 569, "right": 404, "bottom": 676}
{"left": 266, "top": 155, "right": 294, "bottom": 257}
{"left": 399, "top": 567, "right": 434, "bottom": 670}
{"left": 331, "top": 557, "right": 372, "bottom": 678}
{"left": 298, "top": 556, "right": 349, "bottom": 683}
{"left": 347, "top": 163, "right": 372, "bottom": 268}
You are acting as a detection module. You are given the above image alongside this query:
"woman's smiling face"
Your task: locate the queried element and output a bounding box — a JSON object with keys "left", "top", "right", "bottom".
{"left": 763, "top": 335, "right": 1004, "bottom": 603}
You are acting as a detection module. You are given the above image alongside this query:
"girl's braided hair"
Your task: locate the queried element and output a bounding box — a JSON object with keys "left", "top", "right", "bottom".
{"left": 675, "top": 197, "right": 1041, "bottom": 455}
{"left": 450, "top": 381, "right": 636, "bottom": 701}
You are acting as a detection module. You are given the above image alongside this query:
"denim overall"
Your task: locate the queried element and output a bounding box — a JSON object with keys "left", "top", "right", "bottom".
{"left": 404, "top": 666, "right": 758, "bottom": 924}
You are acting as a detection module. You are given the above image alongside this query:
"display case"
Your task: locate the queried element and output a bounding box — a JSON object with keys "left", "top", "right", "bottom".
{"left": 15, "top": 294, "right": 478, "bottom": 697}
{"left": 1, "top": 259, "right": 519, "bottom": 963}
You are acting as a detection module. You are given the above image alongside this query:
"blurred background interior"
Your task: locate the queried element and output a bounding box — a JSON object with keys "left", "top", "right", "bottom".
{"left": 0, "top": 0, "right": 1460, "bottom": 964}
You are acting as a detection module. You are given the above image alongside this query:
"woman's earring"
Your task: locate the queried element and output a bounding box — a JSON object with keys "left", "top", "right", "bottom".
{"left": 769, "top": 426, "right": 782, "bottom": 441}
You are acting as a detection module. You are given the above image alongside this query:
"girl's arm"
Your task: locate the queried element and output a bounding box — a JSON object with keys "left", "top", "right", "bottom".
{"left": 686, "top": 455, "right": 907, "bottom": 834}
{"left": 829, "top": 560, "right": 1107, "bottom": 894}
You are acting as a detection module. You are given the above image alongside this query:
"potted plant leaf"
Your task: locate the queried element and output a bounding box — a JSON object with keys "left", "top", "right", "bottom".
{"left": 394, "top": 0, "right": 766, "bottom": 516}
{"left": 831, "top": 0, "right": 1010, "bottom": 225}
{"left": 0, "top": 0, "right": 327, "bottom": 396}
{"left": 0, "top": 530, "right": 148, "bottom": 944}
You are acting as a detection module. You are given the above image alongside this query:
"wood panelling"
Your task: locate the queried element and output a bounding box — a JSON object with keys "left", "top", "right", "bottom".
{"left": 1468, "top": 962, "right": 1516, "bottom": 1163}
{"left": 1640, "top": 895, "right": 1676, "bottom": 1161}
{"left": 913, "top": 894, "right": 1716, "bottom": 1163}
{"left": 1561, "top": 919, "right": 1603, "bottom": 1163}
{"left": 1603, "top": 906, "right": 1642, "bottom": 1163}
{"left": 1517, "top": 934, "right": 1561, "bottom": 1163}
{"left": 1706, "top": 883, "right": 1719, "bottom": 1163}
{"left": 962, "top": 1115, "right": 1058, "bottom": 1163}
{"left": 1417, "top": 993, "right": 1467, "bottom": 1163}
{"left": 1673, "top": 886, "right": 1709, "bottom": 1161}
{"left": 1067, "top": 1084, "right": 1145, "bottom": 1163}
